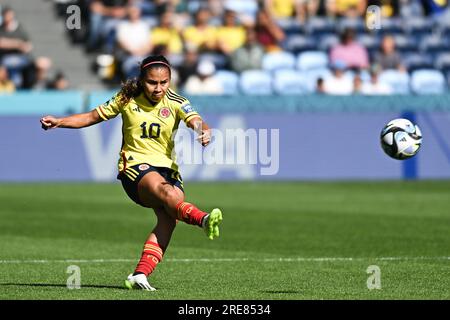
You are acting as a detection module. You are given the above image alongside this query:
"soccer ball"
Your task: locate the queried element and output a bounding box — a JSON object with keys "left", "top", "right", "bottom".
{"left": 380, "top": 118, "right": 422, "bottom": 160}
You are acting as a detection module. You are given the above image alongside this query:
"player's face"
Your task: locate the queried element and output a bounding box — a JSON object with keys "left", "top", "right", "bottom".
{"left": 142, "top": 67, "right": 171, "bottom": 103}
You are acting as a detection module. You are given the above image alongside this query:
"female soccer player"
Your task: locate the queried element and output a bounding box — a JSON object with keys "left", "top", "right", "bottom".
{"left": 40, "top": 55, "right": 223, "bottom": 291}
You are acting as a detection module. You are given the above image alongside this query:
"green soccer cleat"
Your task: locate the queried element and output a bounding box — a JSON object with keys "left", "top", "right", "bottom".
{"left": 202, "top": 208, "right": 223, "bottom": 240}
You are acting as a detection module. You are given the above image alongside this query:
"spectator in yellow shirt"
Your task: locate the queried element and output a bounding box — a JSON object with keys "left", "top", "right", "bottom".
{"left": 151, "top": 12, "right": 183, "bottom": 55}
{"left": 216, "top": 10, "right": 246, "bottom": 55}
{"left": 182, "top": 8, "right": 217, "bottom": 53}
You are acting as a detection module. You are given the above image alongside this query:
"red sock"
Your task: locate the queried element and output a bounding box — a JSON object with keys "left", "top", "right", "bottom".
{"left": 134, "top": 241, "right": 163, "bottom": 276}
{"left": 176, "top": 202, "right": 207, "bottom": 227}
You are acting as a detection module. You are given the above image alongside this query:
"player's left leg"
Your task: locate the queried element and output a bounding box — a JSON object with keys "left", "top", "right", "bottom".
{"left": 137, "top": 170, "right": 222, "bottom": 240}
{"left": 125, "top": 206, "right": 176, "bottom": 291}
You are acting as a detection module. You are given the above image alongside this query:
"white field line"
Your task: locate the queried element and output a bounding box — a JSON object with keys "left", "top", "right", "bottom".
{"left": 0, "top": 256, "right": 449, "bottom": 264}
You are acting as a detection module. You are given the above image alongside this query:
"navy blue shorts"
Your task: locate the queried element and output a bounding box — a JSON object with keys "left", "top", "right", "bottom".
{"left": 117, "top": 163, "right": 184, "bottom": 206}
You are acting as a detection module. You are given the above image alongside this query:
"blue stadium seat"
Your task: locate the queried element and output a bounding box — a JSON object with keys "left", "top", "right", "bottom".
{"left": 402, "top": 17, "right": 434, "bottom": 38}
{"left": 357, "top": 34, "right": 380, "bottom": 60}
{"left": 378, "top": 70, "right": 410, "bottom": 94}
{"left": 296, "top": 51, "right": 329, "bottom": 71}
{"left": 239, "top": 70, "right": 273, "bottom": 95}
{"left": 435, "top": 53, "right": 450, "bottom": 74}
{"left": 393, "top": 34, "right": 419, "bottom": 54}
{"left": 410, "top": 69, "right": 447, "bottom": 94}
{"left": 317, "top": 34, "right": 339, "bottom": 52}
{"left": 305, "top": 17, "right": 336, "bottom": 38}
{"left": 215, "top": 70, "right": 239, "bottom": 95}
{"left": 283, "top": 35, "right": 318, "bottom": 54}
{"left": 278, "top": 19, "right": 304, "bottom": 36}
{"left": 262, "top": 51, "right": 296, "bottom": 72}
{"left": 337, "top": 17, "right": 366, "bottom": 35}
{"left": 420, "top": 35, "right": 450, "bottom": 57}
{"left": 273, "top": 70, "right": 308, "bottom": 95}
{"left": 199, "top": 53, "right": 228, "bottom": 70}
{"left": 378, "top": 18, "right": 404, "bottom": 35}
{"left": 402, "top": 52, "right": 434, "bottom": 73}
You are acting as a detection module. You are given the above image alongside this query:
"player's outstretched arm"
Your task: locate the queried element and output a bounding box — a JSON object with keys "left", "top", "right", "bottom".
{"left": 187, "top": 116, "right": 211, "bottom": 147}
{"left": 40, "top": 109, "right": 102, "bottom": 130}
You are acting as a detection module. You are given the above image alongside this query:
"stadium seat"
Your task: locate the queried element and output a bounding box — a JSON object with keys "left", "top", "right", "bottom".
{"left": 239, "top": 70, "right": 273, "bottom": 95}
{"left": 378, "top": 70, "right": 410, "bottom": 94}
{"left": 317, "top": 34, "right": 339, "bottom": 52}
{"left": 337, "top": 17, "right": 366, "bottom": 35}
{"left": 283, "top": 35, "right": 318, "bottom": 54}
{"left": 296, "top": 51, "right": 329, "bottom": 71}
{"left": 198, "top": 53, "right": 228, "bottom": 70}
{"left": 215, "top": 70, "right": 239, "bottom": 95}
{"left": 305, "top": 17, "right": 336, "bottom": 38}
{"left": 262, "top": 51, "right": 296, "bottom": 72}
{"left": 273, "top": 69, "right": 308, "bottom": 95}
{"left": 278, "top": 19, "right": 304, "bottom": 36}
{"left": 435, "top": 53, "right": 450, "bottom": 74}
{"left": 402, "top": 52, "right": 434, "bottom": 73}
{"left": 378, "top": 18, "right": 404, "bottom": 35}
{"left": 420, "top": 35, "right": 450, "bottom": 57}
{"left": 410, "top": 69, "right": 447, "bottom": 94}
{"left": 402, "top": 17, "right": 434, "bottom": 38}
{"left": 393, "top": 34, "right": 419, "bottom": 54}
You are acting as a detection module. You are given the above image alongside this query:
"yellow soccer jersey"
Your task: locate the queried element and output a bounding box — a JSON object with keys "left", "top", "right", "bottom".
{"left": 95, "top": 89, "right": 200, "bottom": 173}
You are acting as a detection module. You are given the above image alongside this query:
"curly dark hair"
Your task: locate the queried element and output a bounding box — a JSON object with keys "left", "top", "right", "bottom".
{"left": 117, "top": 55, "right": 172, "bottom": 106}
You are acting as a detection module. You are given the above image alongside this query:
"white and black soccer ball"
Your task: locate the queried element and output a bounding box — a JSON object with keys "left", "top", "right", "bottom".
{"left": 380, "top": 118, "right": 422, "bottom": 160}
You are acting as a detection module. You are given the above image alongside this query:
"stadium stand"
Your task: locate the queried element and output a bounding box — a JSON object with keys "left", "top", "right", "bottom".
{"left": 2, "top": 0, "right": 450, "bottom": 95}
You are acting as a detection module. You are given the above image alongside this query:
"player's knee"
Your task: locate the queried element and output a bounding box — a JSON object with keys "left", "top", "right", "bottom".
{"left": 159, "top": 185, "right": 183, "bottom": 207}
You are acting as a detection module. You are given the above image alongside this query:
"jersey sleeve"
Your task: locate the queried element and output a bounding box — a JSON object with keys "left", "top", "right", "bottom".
{"left": 176, "top": 99, "right": 200, "bottom": 124}
{"left": 95, "top": 93, "right": 122, "bottom": 121}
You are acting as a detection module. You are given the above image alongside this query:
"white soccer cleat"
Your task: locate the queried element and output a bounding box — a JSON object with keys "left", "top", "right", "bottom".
{"left": 124, "top": 273, "right": 156, "bottom": 291}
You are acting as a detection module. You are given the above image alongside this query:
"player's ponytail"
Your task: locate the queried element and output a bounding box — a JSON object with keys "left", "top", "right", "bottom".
{"left": 117, "top": 55, "right": 172, "bottom": 106}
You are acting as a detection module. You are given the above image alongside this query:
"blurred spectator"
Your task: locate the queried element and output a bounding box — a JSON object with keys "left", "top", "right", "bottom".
{"left": 373, "top": 35, "right": 406, "bottom": 71}
{"left": 183, "top": 59, "right": 224, "bottom": 95}
{"left": 182, "top": 8, "right": 217, "bottom": 53}
{"left": 224, "top": 0, "right": 259, "bottom": 26}
{"left": 316, "top": 77, "right": 326, "bottom": 94}
{"left": 353, "top": 72, "right": 363, "bottom": 94}
{"left": 116, "top": 6, "right": 151, "bottom": 56}
{"left": 87, "top": 0, "right": 130, "bottom": 52}
{"left": 264, "top": 0, "right": 300, "bottom": 20}
{"left": 296, "top": 0, "right": 322, "bottom": 22}
{"left": 329, "top": 28, "right": 369, "bottom": 70}
{"left": 216, "top": 10, "right": 246, "bottom": 55}
{"left": 230, "top": 27, "right": 264, "bottom": 73}
{"left": 151, "top": 11, "right": 183, "bottom": 55}
{"left": 327, "top": 0, "right": 367, "bottom": 18}
{"left": 47, "top": 71, "right": 70, "bottom": 90}
{"left": 115, "top": 5, "right": 152, "bottom": 79}
{"left": 361, "top": 65, "right": 393, "bottom": 94}
{"left": 323, "top": 60, "right": 354, "bottom": 95}
{"left": 0, "top": 6, "right": 33, "bottom": 87}
{"left": 0, "top": 65, "right": 15, "bottom": 93}
{"left": 29, "top": 56, "right": 53, "bottom": 90}
{"left": 367, "top": 0, "right": 400, "bottom": 17}
{"left": 421, "top": 0, "right": 449, "bottom": 16}
{"left": 254, "top": 9, "right": 286, "bottom": 52}
{"left": 177, "top": 47, "right": 199, "bottom": 87}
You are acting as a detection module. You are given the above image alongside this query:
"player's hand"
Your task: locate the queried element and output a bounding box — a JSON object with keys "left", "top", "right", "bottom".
{"left": 197, "top": 129, "right": 211, "bottom": 147}
{"left": 40, "top": 116, "right": 60, "bottom": 130}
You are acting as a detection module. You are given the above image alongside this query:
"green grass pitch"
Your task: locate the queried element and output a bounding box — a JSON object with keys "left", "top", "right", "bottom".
{"left": 0, "top": 181, "right": 449, "bottom": 300}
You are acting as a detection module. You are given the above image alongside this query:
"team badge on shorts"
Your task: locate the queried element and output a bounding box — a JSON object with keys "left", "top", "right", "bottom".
{"left": 159, "top": 107, "right": 170, "bottom": 118}
{"left": 139, "top": 164, "right": 150, "bottom": 171}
